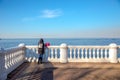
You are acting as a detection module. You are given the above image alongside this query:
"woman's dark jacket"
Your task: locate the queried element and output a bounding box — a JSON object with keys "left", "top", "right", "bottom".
{"left": 38, "top": 43, "right": 45, "bottom": 54}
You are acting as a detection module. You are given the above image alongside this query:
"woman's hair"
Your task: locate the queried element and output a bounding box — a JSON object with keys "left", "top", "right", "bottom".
{"left": 39, "top": 38, "right": 44, "bottom": 43}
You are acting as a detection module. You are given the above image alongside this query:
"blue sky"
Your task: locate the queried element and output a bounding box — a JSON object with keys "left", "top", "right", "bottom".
{"left": 0, "top": 0, "right": 120, "bottom": 38}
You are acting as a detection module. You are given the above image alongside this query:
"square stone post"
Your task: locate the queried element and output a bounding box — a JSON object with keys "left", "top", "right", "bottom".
{"left": 0, "top": 48, "right": 7, "bottom": 80}
{"left": 18, "top": 43, "right": 26, "bottom": 62}
{"left": 109, "top": 43, "right": 118, "bottom": 63}
{"left": 60, "top": 43, "right": 68, "bottom": 63}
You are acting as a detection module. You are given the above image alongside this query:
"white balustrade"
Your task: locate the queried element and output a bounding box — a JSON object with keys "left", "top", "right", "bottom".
{"left": 25, "top": 45, "right": 38, "bottom": 62}
{"left": 68, "top": 45, "right": 110, "bottom": 62}
{"left": 5, "top": 46, "right": 25, "bottom": 75}
{"left": 25, "top": 45, "right": 60, "bottom": 62}
{"left": 0, "top": 44, "right": 25, "bottom": 80}
{"left": 47, "top": 46, "right": 60, "bottom": 62}
{"left": 25, "top": 43, "right": 120, "bottom": 63}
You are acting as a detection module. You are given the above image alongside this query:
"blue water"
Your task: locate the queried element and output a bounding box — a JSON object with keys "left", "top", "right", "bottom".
{"left": 0, "top": 38, "right": 120, "bottom": 49}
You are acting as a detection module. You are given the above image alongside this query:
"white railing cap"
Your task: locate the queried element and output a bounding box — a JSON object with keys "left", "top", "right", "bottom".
{"left": 60, "top": 43, "right": 67, "bottom": 47}
{"left": 18, "top": 43, "right": 25, "bottom": 47}
{"left": 109, "top": 43, "right": 117, "bottom": 47}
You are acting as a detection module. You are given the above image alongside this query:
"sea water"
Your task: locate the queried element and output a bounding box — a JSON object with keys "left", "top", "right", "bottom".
{"left": 0, "top": 38, "right": 120, "bottom": 49}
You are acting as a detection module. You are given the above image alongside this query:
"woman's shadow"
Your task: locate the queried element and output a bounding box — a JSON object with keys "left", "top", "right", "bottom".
{"left": 38, "top": 62, "right": 55, "bottom": 80}
{"left": 19, "top": 48, "right": 55, "bottom": 80}
{"left": 31, "top": 47, "right": 55, "bottom": 80}
{"left": 14, "top": 61, "right": 55, "bottom": 80}
{"left": 39, "top": 48, "right": 55, "bottom": 80}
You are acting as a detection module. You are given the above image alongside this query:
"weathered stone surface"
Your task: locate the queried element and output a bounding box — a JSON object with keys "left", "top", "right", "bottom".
{"left": 7, "top": 62, "right": 120, "bottom": 80}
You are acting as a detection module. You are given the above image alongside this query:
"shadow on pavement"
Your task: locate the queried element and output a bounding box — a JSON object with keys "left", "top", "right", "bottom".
{"left": 7, "top": 62, "right": 55, "bottom": 80}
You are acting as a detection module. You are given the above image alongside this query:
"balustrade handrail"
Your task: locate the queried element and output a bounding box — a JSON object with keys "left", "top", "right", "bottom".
{"left": 68, "top": 45, "right": 110, "bottom": 49}
{"left": 5, "top": 46, "right": 24, "bottom": 53}
{"left": 26, "top": 45, "right": 112, "bottom": 49}
{"left": 26, "top": 45, "right": 60, "bottom": 49}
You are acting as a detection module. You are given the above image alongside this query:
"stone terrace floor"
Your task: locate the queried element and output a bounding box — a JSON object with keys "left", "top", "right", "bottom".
{"left": 7, "top": 62, "right": 120, "bottom": 80}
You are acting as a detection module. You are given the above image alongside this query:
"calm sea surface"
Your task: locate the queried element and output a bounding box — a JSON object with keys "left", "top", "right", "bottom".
{"left": 0, "top": 38, "right": 120, "bottom": 49}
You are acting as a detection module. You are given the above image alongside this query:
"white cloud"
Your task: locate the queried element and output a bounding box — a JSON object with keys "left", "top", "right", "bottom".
{"left": 22, "top": 9, "right": 63, "bottom": 21}
{"left": 40, "top": 9, "right": 62, "bottom": 18}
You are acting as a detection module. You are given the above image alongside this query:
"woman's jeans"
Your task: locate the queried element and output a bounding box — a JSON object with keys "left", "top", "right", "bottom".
{"left": 38, "top": 54, "right": 43, "bottom": 64}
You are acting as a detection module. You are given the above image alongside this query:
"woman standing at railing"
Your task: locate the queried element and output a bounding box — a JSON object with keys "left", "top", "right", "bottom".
{"left": 38, "top": 38, "right": 45, "bottom": 64}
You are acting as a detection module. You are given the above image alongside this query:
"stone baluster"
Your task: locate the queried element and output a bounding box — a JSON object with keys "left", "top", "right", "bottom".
{"left": 5, "top": 53, "right": 8, "bottom": 69}
{"left": 93, "top": 48, "right": 95, "bottom": 59}
{"left": 85, "top": 48, "right": 88, "bottom": 59}
{"left": 30, "top": 48, "right": 32, "bottom": 61}
{"left": 81, "top": 48, "right": 84, "bottom": 59}
{"left": 12, "top": 52, "right": 14, "bottom": 65}
{"left": 100, "top": 49, "right": 103, "bottom": 59}
{"left": 32, "top": 48, "right": 35, "bottom": 62}
{"left": 55, "top": 48, "right": 58, "bottom": 59}
{"left": 77, "top": 49, "right": 80, "bottom": 59}
{"left": 89, "top": 48, "right": 91, "bottom": 59}
{"left": 9, "top": 52, "right": 12, "bottom": 67}
{"left": 51, "top": 48, "right": 54, "bottom": 59}
{"left": 48, "top": 48, "right": 51, "bottom": 60}
{"left": 73, "top": 48, "right": 76, "bottom": 59}
{"left": 10, "top": 52, "right": 12, "bottom": 66}
{"left": 6, "top": 52, "right": 10, "bottom": 72}
{"left": 53, "top": 49, "right": 55, "bottom": 58}
{"left": 35, "top": 48, "right": 38, "bottom": 62}
{"left": 104, "top": 48, "right": 108, "bottom": 59}
{"left": 69, "top": 48, "right": 72, "bottom": 59}
{"left": 36, "top": 48, "right": 38, "bottom": 54}
{"left": 12, "top": 54, "right": 14, "bottom": 64}
{"left": 97, "top": 48, "right": 100, "bottom": 59}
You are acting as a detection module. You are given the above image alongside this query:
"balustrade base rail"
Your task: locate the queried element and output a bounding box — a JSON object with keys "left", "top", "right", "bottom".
{"left": 68, "top": 59, "right": 110, "bottom": 62}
